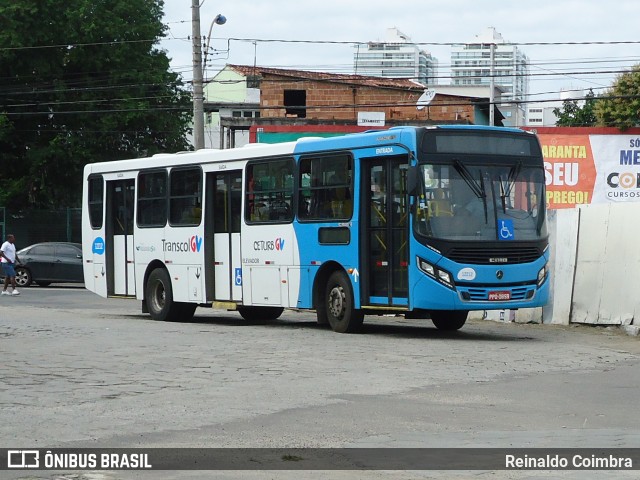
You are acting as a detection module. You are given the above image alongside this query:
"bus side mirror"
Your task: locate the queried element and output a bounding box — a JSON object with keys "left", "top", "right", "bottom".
{"left": 407, "top": 165, "right": 419, "bottom": 197}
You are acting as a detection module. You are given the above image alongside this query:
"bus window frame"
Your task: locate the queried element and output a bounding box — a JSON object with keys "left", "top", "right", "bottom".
{"left": 297, "top": 151, "right": 354, "bottom": 223}
{"left": 244, "top": 157, "right": 295, "bottom": 225}
{"left": 137, "top": 169, "right": 168, "bottom": 229}
{"left": 168, "top": 166, "right": 203, "bottom": 227}
{"left": 87, "top": 174, "right": 104, "bottom": 230}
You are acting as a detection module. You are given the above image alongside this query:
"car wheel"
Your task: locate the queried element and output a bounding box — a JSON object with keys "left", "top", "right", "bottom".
{"left": 15, "top": 267, "right": 32, "bottom": 287}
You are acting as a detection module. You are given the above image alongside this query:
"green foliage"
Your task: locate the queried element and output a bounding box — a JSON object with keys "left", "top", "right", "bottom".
{"left": 0, "top": 0, "right": 192, "bottom": 209}
{"left": 552, "top": 89, "right": 598, "bottom": 127}
{"left": 595, "top": 64, "right": 640, "bottom": 130}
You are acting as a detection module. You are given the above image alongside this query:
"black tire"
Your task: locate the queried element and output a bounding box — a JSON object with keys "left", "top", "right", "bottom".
{"left": 35, "top": 281, "right": 51, "bottom": 287}
{"left": 179, "top": 303, "right": 198, "bottom": 322}
{"left": 145, "top": 268, "right": 186, "bottom": 322}
{"left": 323, "top": 270, "right": 364, "bottom": 333}
{"left": 315, "top": 299, "right": 329, "bottom": 326}
{"left": 15, "top": 267, "right": 32, "bottom": 287}
{"left": 237, "top": 306, "right": 284, "bottom": 322}
{"left": 430, "top": 310, "right": 468, "bottom": 331}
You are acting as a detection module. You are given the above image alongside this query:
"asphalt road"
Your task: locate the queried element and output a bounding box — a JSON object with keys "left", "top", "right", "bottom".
{"left": 1, "top": 286, "right": 640, "bottom": 479}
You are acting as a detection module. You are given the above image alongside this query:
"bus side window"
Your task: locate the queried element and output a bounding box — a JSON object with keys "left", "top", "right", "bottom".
{"left": 137, "top": 170, "right": 167, "bottom": 228}
{"left": 88, "top": 175, "right": 104, "bottom": 229}
{"left": 298, "top": 167, "right": 312, "bottom": 219}
{"left": 245, "top": 158, "right": 294, "bottom": 224}
{"left": 298, "top": 153, "right": 353, "bottom": 221}
{"left": 169, "top": 167, "right": 202, "bottom": 226}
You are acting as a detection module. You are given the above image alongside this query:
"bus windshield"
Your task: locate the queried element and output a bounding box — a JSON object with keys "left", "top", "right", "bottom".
{"left": 415, "top": 162, "right": 547, "bottom": 241}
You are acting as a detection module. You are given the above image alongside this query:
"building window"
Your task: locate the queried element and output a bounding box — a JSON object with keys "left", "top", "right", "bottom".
{"left": 284, "top": 90, "right": 306, "bottom": 118}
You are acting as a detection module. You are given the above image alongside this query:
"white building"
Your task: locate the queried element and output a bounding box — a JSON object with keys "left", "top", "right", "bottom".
{"left": 450, "top": 27, "right": 529, "bottom": 126}
{"left": 525, "top": 89, "right": 585, "bottom": 127}
{"left": 354, "top": 27, "right": 438, "bottom": 85}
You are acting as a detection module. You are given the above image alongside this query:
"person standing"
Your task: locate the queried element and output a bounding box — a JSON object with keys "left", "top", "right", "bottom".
{"left": 1, "top": 234, "right": 21, "bottom": 296}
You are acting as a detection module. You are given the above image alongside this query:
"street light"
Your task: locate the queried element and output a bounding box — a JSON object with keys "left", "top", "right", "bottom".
{"left": 191, "top": 0, "right": 227, "bottom": 150}
{"left": 203, "top": 14, "right": 226, "bottom": 75}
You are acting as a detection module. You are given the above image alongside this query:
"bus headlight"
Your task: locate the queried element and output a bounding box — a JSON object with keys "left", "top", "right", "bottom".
{"left": 438, "top": 270, "right": 452, "bottom": 285}
{"left": 537, "top": 264, "right": 548, "bottom": 287}
{"left": 418, "top": 258, "right": 435, "bottom": 276}
{"left": 417, "top": 257, "right": 454, "bottom": 289}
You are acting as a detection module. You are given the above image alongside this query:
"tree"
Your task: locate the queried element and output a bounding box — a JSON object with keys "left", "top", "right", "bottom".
{"left": 553, "top": 89, "right": 598, "bottom": 127}
{"left": 595, "top": 64, "right": 640, "bottom": 130}
{"left": 0, "top": 0, "right": 192, "bottom": 209}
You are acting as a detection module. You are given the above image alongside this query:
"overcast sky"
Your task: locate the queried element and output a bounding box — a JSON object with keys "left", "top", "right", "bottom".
{"left": 161, "top": 0, "right": 639, "bottom": 100}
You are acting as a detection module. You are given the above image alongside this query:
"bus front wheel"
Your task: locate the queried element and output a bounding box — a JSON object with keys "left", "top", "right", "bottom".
{"left": 146, "top": 268, "right": 193, "bottom": 322}
{"left": 430, "top": 310, "right": 468, "bottom": 331}
{"left": 321, "top": 271, "right": 364, "bottom": 333}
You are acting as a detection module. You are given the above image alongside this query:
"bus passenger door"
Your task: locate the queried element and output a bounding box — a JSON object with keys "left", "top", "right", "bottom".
{"left": 362, "top": 157, "right": 409, "bottom": 307}
{"left": 205, "top": 171, "right": 243, "bottom": 302}
{"left": 105, "top": 179, "right": 135, "bottom": 296}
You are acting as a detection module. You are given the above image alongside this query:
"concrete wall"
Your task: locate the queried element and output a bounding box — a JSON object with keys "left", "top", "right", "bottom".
{"left": 543, "top": 209, "right": 579, "bottom": 325}
{"left": 544, "top": 203, "right": 640, "bottom": 329}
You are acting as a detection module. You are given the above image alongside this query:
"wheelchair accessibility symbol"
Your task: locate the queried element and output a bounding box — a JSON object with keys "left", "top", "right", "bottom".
{"left": 234, "top": 268, "right": 243, "bottom": 286}
{"left": 498, "top": 219, "right": 514, "bottom": 241}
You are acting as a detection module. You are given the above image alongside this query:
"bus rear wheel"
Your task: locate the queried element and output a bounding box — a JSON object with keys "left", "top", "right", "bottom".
{"left": 430, "top": 310, "right": 468, "bottom": 331}
{"left": 146, "top": 268, "right": 194, "bottom": 322}
{"left": 322, "top": 271, "right": 363, "bottom": 333}
{"left": 237, "top": 306, "right": 284, "bottom": 322}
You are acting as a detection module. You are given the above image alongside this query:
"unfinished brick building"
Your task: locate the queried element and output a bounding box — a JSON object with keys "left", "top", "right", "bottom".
{"left": 230, "top": 64, "right": 497, "bottom": 123}
{"left": 210, "top": 64, "right": 502, "bottom": 147}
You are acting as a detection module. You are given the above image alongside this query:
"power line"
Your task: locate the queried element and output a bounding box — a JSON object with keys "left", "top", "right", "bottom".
{"left": 1, "top": 93, "right": 632, "bottom": 118}
{"left": 0, "top": 39, "right": 160, "bottom": 52}
{"left": 0, "top": 68, "right": 625, "bottom": 111}
{"left": 2, "top": 62, "right": 632, "bottom": 99}
{"left": 222, "top": 37, "right": 640, "bottom": 47}
{"left": 4, "top": 36, "right": 640, "bottom": 53}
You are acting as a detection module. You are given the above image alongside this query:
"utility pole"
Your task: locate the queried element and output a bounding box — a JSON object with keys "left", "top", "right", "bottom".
{"left": 489, "top": 43, "right": 495, "bottom": 127}
{"left": 191, "top": 0, "right": 205, "bottom": 150}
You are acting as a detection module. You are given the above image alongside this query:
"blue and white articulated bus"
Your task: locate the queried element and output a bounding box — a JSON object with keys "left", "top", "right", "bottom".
{"left": 82, "top": 126, "right": 549, "bottom": 333}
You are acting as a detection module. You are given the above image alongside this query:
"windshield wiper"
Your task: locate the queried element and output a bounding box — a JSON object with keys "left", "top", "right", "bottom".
{"left": 498, "top": 161, "right": 522, "bottom": 212}
{"left": 453, "top": 160, "right": 488, "bottom": 222}
{"left": 454, "top": 160, "right": 485, "bottom": 199}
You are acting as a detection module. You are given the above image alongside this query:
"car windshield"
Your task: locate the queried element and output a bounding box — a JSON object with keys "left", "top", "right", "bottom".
{"left": 414, "top": 162, "right": 547, "bottom": 241}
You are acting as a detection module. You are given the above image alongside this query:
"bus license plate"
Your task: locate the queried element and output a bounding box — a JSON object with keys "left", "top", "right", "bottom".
{"left": 488, "top": 291, "right": 511, "bottom": 301}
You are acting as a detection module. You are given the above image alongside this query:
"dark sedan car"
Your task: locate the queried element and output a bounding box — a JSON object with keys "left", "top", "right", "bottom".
{"left": 9, "top": 242, "right": 84, "bottom": 287}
